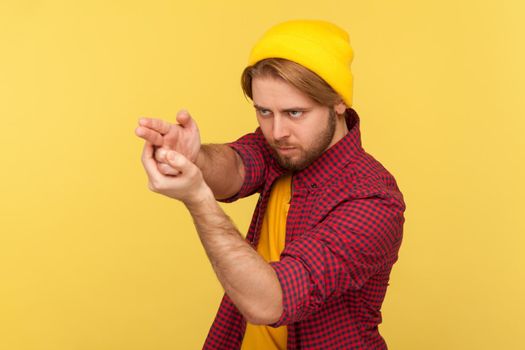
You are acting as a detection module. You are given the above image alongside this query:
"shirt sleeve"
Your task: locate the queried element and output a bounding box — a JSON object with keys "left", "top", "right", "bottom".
{"left": 217, "top": 127, "right": 272, "bottom": 203}
{"left": 267, "top": 193, "right": 405, "bottom": 327}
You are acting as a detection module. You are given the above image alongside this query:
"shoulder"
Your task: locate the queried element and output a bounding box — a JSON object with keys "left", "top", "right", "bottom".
{"left": 228, "top": 127, "right": 267, "bottom": 148}
{"left": 318, "top": 151, "right": 406, "bottom": 214}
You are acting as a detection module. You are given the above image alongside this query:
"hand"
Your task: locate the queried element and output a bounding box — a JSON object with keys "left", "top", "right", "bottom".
{"left": 135, "top": 109, "right": 201, "bottom": 176}
{"left": 141, "top": 141, "right": 212, "bottom": 205}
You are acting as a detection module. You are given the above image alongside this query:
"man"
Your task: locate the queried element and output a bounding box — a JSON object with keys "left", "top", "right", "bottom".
{"left": 135, "top": 19, "right": 406, "bottom": 349}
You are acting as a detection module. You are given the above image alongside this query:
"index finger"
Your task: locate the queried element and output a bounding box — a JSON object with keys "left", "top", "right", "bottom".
{"left": 138, "top": 117, "right": 171, "bottom": 135}
{"left": 135, "top": 125, "right": 164, "bottom": 146}
{"left": 141, "top": 141, "right": 163, "bottom": 182}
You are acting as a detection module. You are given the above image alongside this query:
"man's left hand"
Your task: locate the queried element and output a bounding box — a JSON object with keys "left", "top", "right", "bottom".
{"left": 141, "top": 141, "right": 212, "bottom": 206}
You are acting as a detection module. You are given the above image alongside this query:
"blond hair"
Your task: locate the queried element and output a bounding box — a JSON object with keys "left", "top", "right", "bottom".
{"left": 240, "top": 58, "right": 344, "bottom": 108}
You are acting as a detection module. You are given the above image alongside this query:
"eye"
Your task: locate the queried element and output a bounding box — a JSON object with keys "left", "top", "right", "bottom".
{"left": 257, "top": 108, "right": 271, "bottom": 116}
{"left": 289, "top": 110, "right": 303, "bottom": 118}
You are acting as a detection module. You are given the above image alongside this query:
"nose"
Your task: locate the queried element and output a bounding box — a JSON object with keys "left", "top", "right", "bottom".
{"left": 272, "top": 115, "right": 290, "bottom": 141}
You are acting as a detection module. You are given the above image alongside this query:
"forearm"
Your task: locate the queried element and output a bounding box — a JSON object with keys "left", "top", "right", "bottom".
{"left": 195, "top": 144, "right": 244, "bottom": 200}
{"left": 185, "top": 188, "right": 282, "bottom": 325}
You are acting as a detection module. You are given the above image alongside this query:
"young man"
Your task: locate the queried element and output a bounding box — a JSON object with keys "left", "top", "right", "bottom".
{"left": 135, "top": 20, "right": 406, "bottom": 350}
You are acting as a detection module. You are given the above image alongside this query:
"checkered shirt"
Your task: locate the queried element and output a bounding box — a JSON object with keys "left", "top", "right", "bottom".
{"left": 202, "top": 109, "right": 406, "bottom": 349}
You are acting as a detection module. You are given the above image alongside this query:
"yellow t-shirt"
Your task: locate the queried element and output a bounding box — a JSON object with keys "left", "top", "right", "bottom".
{"left": 240, "top": 173, "right": 292, "bottom": 350}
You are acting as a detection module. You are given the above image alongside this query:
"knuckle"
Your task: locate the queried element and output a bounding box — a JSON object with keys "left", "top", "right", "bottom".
{"left": 155, "top": 148, "right": 167, "bottom": 160}
{"left": 188, "top": 165, "right": 197, "bottom": 176}
{"left": 171, "top": 155, "right": 182, "bottom": 166}
{"left": 148, "top": 180, "right": 163, "bottom": 192}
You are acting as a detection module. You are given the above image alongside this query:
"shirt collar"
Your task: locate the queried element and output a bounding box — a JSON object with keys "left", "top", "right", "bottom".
{"left": 271, "top": 108, "right": 364, "bottom": 190}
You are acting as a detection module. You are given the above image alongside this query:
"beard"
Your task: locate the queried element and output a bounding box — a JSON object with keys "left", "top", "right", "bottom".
{"left": 270, "top": 108, "right": 337, "bottom": 172}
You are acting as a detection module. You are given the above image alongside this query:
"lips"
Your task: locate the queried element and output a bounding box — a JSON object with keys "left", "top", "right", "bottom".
{"left": 277, "top": 146, "right": 296, "bottom": 153}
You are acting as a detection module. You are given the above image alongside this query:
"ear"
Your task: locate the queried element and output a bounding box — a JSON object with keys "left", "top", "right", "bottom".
{"left": 334, "top": 100, "right": 347, "bottom": 115}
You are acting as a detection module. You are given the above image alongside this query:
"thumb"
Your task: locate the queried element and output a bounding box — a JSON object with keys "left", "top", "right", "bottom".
{"left": 176, "top": 109, "right": 194, "bottom": 128}
{"left": 166, "top": 150, "right": 189, "bottom": 171}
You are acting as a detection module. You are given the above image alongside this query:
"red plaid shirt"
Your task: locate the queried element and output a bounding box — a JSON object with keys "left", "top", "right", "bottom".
{"left": 203, "top": 109, "right": 406, "bottom": 349}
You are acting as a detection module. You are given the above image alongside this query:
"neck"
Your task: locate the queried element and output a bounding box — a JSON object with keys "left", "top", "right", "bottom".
{"left": 328, "top": 112, "right": 349, "bottom": 149}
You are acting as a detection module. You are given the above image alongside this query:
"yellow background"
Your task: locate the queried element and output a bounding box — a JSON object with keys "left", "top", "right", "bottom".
{"left": 1, "top": 1, "right": 524, "bottom": 349}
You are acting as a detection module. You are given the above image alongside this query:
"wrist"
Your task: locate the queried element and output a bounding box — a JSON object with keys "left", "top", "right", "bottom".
{"left": 184, "top": 182, "right": 214, "bottom": 209}
{"left": 195, "top": 146, "right": 205, "bottom": 169}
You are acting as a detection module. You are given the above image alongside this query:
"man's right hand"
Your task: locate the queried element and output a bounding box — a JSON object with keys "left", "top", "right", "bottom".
{"left": 135, "top": 109, "right": 201, "bottom": 176}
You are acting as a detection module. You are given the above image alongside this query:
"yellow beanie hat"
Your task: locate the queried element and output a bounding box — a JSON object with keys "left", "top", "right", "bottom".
{"left": 247, "top": 19, "right": 354, "bottom": 106}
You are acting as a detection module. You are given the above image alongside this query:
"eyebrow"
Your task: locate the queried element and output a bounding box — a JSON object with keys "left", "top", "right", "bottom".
{"left": 253, "top": 104, "right": 309, "bottom": 112}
